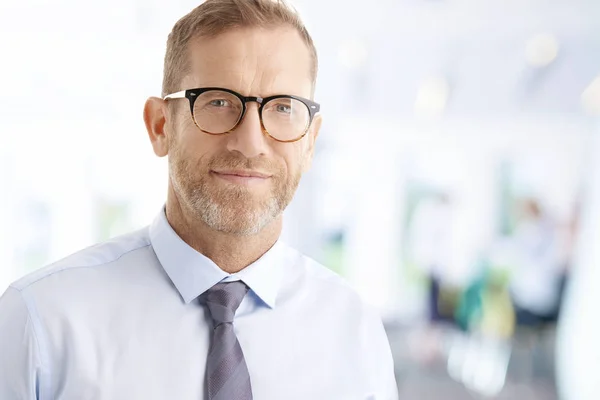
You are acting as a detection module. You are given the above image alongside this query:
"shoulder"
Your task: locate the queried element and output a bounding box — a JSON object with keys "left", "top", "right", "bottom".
{"left": 279, "top": 242, "right": 373, "bottom": 312}
{"left": 10, "top": 227, "right": 152, "bottom": 293}
{"left": 279, "top": 243, "right": 394, "bottom": 354}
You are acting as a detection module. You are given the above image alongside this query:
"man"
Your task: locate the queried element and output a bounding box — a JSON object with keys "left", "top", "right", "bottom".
{"left": 0, "top": 1, "right": 398, "bottom": 399}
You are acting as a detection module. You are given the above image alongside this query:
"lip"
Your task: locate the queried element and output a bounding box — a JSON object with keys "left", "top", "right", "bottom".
{"left": 212, "top": 169, "right": 272, "bottom": 178}
{"left": 211, "top": 170, "right": 272, "bottom": 185}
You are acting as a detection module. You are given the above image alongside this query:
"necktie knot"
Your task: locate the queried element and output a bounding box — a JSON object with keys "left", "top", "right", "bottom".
{"left": 205, "top": 281, "right": 249, "bottom": 327}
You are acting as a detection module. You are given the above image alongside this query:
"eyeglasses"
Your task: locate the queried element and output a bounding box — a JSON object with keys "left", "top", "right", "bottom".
{"left": 163, "top": 87, "right": 321, "bottom": 143}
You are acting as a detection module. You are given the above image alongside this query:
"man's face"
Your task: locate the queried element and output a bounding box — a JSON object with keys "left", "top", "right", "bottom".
{"left": 167, "top": 27, "right": 321, "bottom": 236}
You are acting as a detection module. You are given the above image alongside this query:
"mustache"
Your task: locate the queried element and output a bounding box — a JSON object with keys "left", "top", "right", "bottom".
{"left": 206, "top": 154, "right": 279, "bottom": 173}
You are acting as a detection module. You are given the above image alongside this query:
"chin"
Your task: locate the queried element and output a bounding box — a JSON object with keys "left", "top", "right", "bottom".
{"left": 213, "top": 214, "right": 275, "bottom": 236}
{"left": 196, "top": 200, "right": 280, "bottom": 235}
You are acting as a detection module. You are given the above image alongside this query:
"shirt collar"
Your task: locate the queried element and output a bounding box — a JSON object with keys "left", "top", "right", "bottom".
{"left": 149, "top": 208, "right": 283, "bottom": 308}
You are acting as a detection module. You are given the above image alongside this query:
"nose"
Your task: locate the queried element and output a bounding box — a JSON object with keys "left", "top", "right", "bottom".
{"left": 225, "top": 103, "right": 269, "bottom": 158}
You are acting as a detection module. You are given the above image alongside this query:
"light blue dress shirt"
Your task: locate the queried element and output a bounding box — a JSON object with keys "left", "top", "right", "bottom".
{"left": 0, "top": 209, "right": 398, "bottom": 400}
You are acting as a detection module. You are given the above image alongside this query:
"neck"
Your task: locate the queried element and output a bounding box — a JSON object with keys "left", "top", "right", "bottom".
{"left": 165, "top": 187, "right": 282, "bottom": 274}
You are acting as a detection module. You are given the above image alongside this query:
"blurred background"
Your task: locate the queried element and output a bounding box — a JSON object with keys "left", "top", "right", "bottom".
{"left": 1, "top": 0, "right": 600, "bottom": 399}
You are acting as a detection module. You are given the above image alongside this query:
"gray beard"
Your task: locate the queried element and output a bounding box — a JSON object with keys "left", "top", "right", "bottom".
{"left": 187, "top": 184, "right": 282, "bottom": 236}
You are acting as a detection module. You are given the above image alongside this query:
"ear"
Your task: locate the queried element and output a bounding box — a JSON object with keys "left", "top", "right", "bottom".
{"left": 143, "top": 97, "right": 170, "bottom": 157}
{"left": 302, "top": 113, "right": 323, "bottom": 173}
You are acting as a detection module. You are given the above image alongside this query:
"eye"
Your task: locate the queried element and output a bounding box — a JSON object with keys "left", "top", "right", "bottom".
{"left": 275, "top": 104, "right": 292, "bottom": 114}
{"left": 266, "top": 100, "right": 293, "bottom": 115}
{"left": 208, "top": 99, "right": 231, "bottom": 108}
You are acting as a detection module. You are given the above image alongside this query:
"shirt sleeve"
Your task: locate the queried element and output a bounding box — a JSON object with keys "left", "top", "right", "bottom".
{"left": 0, "top": 286, "right": 42, "bottom": 399}
{"left": 362, "top": 305, "right": 399, "bottom": 400}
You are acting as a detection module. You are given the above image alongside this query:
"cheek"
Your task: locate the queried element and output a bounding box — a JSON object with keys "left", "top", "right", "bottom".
{"left": 277, "top": 142, "right": 309, "bottom": 178}
{"left": 174, "top": 126, "right": 222, "bottom": 164}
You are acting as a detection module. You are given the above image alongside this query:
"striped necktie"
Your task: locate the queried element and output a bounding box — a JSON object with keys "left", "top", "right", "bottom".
{"left": 204, "top": 281, "right": 253, "bottom": 400}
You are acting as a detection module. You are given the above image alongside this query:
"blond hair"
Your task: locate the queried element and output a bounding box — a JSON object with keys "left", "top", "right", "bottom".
{"left": 162, "top": 0, "right": 318, "bottom": 97}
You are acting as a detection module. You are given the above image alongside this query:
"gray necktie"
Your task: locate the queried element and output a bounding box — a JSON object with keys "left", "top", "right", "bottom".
{"left": 205, "top": 281, "right": 253, "bottom": 400}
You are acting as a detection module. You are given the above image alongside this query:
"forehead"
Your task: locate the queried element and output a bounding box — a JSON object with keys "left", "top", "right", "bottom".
{"left": 184, "top": 27, "right": 313, "bottom": 97}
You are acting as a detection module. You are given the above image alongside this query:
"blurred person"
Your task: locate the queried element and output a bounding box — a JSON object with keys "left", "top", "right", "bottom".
{"left": 507, "top": 198, "right": 564, "bottom": 326}
{"left": 410, "top": 193, "right": 456, "bottom": 325}
{"left": 0, "top": 1, "right": 397, "bottom": 399}
{"left": 406, "top": 193, "right": 456, "bottom": 365}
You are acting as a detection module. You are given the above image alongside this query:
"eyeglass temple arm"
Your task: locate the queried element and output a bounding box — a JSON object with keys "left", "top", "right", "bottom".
{"left": 163, "top": 90, "right": 187, "bottom": 100}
